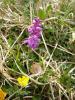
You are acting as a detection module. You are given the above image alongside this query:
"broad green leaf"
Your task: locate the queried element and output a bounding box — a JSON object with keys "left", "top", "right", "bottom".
{"left": 46, "top": 4, "right": 52, "bottom": 16}
{"left": 38, "top": 8, "right": 46, "bottom": 20}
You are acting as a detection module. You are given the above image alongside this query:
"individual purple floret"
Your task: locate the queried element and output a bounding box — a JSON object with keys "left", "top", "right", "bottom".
{"left": 32, "top": 17, "right": 42, "bottom": 27}
{"left": 23, "top": 35, "right": 40, "bottom": 49}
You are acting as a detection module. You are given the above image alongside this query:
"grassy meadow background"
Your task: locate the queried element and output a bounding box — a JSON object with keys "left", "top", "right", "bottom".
{"left": 0, "top": 0, "right": 75, "bottom": 100}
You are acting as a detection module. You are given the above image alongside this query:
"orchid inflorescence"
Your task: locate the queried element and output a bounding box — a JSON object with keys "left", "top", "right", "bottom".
{"left": 23, "top": 17, "right": 42, "bottom": 49}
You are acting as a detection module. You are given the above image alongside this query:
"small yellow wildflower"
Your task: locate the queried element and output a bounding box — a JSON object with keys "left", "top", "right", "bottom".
{"left": 17, "top": 76, "right": 29, "bottom": 87}
{"left": 0, "top": 89, "right": 7, "bottom": 100}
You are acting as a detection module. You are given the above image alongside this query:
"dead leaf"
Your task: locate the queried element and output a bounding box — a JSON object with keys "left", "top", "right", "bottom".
{"left": 30, "top": 62, "right": 42, "bottom": 75}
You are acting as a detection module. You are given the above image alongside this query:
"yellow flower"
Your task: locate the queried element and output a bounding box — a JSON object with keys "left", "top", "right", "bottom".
{"left": 17, "top": 76, "right": 29, "bottom": 87}
{"left": 0, "top": 89, "right": 7, "bottom": 100}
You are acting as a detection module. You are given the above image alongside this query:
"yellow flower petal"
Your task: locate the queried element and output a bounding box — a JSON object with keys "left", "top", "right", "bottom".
{"left": 17, "top": 76, "right": 29, "bottom": 87}
{"left": 0, "top": 89, "right": 7, "bottom": 100}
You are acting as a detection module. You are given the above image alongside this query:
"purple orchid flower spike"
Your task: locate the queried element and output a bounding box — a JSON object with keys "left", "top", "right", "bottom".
{"left": 23, "top": 17, "right": 42, "bottom": 49}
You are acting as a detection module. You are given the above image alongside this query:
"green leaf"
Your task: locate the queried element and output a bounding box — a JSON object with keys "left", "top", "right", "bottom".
{"left": 32, "top": 96, "right": 41, "bottom": 100}
{"left": 46, "top": 4, "right": 52, "bottom": 16}
{"left": 38, "top": 8, "right": 46, "bottom": 20}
